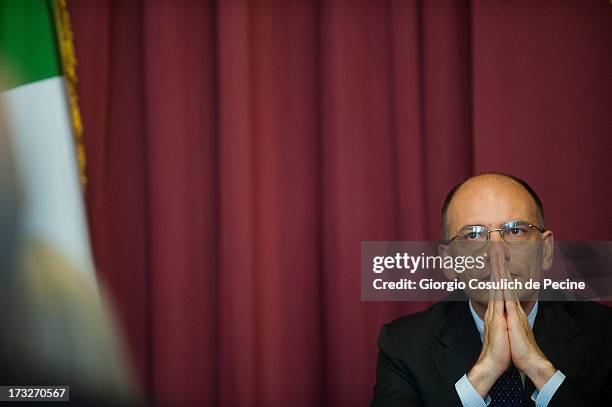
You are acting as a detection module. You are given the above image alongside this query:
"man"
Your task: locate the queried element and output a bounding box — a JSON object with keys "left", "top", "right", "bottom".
{"left": 371, "top": 173, "right": 611, "bottom": 406}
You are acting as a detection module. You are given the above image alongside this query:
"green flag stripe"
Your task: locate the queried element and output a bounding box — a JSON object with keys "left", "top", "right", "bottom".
{"left": 0, "top": 0, "right": 62, "bottom": 90}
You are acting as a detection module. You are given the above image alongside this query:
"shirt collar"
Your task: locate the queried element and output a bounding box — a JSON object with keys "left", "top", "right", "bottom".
{"left": 468, "top": 300, "right": 538, "bottom": 340}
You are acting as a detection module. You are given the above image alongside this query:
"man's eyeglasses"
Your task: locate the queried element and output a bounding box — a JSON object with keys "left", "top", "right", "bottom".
{"left": 446, "top": 220, "right": 545, "bottom": 247}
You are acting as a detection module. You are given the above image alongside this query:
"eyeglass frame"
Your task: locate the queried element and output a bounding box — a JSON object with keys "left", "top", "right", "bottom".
{"left": 445, "top": 219, "right": 546, "bottom": 245}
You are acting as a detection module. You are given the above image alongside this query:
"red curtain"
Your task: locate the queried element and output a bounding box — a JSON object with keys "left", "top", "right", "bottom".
{"left": 69, "top": 1, "right": 611, "bottom": 405}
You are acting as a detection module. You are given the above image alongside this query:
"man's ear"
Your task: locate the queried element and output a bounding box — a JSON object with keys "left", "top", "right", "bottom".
{"left": 438, "top": 243, "right": 456, "bottom": 280}
{"left": 541, "top": 230, "right": 554, "bottom": 271}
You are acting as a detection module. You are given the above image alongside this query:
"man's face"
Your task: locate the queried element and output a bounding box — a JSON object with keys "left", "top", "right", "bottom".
{"left": 443, "top": 175, "right": 553, "bottom": 304}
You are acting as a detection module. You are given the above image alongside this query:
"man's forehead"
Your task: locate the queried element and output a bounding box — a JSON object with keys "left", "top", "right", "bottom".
{"left": 447, "top": 177, "right": 538, "bottom": 227}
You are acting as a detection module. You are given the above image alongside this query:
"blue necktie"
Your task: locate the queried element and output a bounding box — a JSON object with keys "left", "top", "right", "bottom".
{"left": 489, "top": 364, "right": 525, "bottom": 406}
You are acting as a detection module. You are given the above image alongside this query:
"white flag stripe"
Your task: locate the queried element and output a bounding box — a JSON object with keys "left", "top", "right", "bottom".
{"left": 2, "top": 76, "right": 96, "bottom": 284}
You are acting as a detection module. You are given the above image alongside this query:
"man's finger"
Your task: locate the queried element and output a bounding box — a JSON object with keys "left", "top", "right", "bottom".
{"left": 504, "top": 296, "right": 518, "bottom": 319}
{"left": 492, "top": 253, "right": 504, "bottom": 305}
{"left": 490, "top": 248, "right": 500, "bottom": 278}
{"left": 515, "top": 301, "right": 527, "bottom": 318}
{"left": 499, "top": 253, "right": 520, "bottom": 304}
{"left": 503, "top": 282, "right": 514, "bottom": 304}
{"left": 493, "top": 277, "right": 504, "bottom": 319}
{"left": 505, "top": 295, "right": 532, "bottom": 335}
{"left": 485, "top": 297, "right": 494, "bottom": 325}
{"left": 516, "top": 302, "right": 531, "bottom": 332}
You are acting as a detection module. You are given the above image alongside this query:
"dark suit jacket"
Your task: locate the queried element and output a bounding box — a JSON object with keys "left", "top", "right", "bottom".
{"left": 371, "top": 301, "right": 612, "bottom": 406}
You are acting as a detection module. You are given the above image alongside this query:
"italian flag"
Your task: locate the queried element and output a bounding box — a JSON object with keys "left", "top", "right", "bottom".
{"left": 0, "top": 0, "right": 95, "bottom": 281}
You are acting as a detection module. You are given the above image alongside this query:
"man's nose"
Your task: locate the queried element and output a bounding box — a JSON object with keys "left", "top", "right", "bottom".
{"left": 489, "top": 229, "right": 504, "bottom": 242}
{"left": 486, "top": 230, "right": 508, "bottom": 260}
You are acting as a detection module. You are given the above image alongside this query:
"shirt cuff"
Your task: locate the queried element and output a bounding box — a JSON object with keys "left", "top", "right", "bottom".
{"left": 455, "top": 374, "right": 491, "bottom": 407}
{"left": 531, "top": 370, "right": 566, "bottom": 407}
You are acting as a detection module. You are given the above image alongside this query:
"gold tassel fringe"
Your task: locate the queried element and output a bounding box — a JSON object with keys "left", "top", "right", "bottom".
{"left": 53, "top": 0, "right": 87, "bottom": 188}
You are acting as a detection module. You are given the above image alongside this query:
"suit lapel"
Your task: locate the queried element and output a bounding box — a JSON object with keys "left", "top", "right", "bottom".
{"left": 432, "top": 302, "right": 482, "bottom": 391}
{"left": 533, "top": 302, "right": 584, "bottom": 380}
{"left": 523, "top": 301, "right": 584, "bottom": 405}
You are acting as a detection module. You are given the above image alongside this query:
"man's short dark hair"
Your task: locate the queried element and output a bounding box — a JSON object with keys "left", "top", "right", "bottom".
{"left": 441, "top": 173, "right": 545, "bottom": 240}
